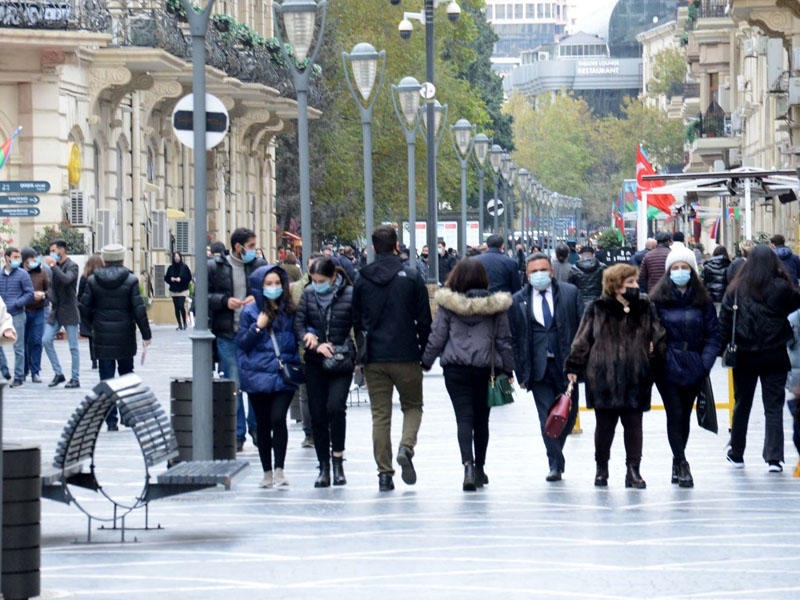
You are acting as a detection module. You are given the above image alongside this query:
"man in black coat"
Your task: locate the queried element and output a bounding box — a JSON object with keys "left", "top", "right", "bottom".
{"left": 476, "top": 234, "right": 522, "bottom": 294}
{"left": 353, "top": 226, "right": 432, "bottom": 492}
{"left": 509, "top": 252, "right": 583, "bottom": 482}
{"left": 568, "top": 245, "right": 606, "bottom": 309}
{"left": 43, "top": 238, "right": 81, "bottom": 388}
{"left": 437, "top": 240, "right": 456, "bottom": 285}
{"left": 79, "top": 244, "right": 152, "bottom": 430}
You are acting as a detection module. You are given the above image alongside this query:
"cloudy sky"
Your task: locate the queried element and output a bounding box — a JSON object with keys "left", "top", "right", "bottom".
{"left": 569, "top": 0, "right": 619, "bottom": 38}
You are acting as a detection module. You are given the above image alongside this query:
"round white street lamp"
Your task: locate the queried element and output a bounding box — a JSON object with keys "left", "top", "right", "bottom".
{"left": 450, "top": 118, "right": 474, "bottom": 256}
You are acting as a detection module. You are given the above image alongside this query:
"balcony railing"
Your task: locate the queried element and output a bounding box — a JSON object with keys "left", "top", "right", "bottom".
{"left": 699, "top": 0, "right": 728, "bottom": 18}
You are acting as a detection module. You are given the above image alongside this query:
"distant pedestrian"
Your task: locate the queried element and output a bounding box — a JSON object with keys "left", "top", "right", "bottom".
{"left": 281, "top": 251, "right": 302, "bottom": 283}
{"left": 701, "top": 245, "right": 731, "bottom": 304}
{"left": 475, "top": 234, "right": 521, "bottom": 294}
{"left": 0, "top": 246, "right": 33, "bottom": 387}
{"left": 726, "top": 239, "right": 755, "bottom": 283}
{"left": 165, "top": 251, "right": 192, "bottom": 330}
{"left": 42, "top": 239, "right": 81, "bottom": 389}
{"left": 631, "top": 238, "right": 656, "bottom": 268}
{"left": 638, "top": 231, "right": 672, "bottom": 293}
{"left": 78, "top": 254, "right": 104, "bottom": 370}
{"left": 79, "top": 244, "right": 152, "bottom": 431}
{"left": 22, "top": 247, "right": 48, "bottom": 383}
{"left": 552, "top": 243, "right": 572, "bottom": 283}
{"left": 437, "top": 240, "right": 456, "bottom": 285}
{"left": 568, "top": 245, "right": 606, "bottom": 309}
{"left": 770, "top": 234, "right": 800, "bottom": 285}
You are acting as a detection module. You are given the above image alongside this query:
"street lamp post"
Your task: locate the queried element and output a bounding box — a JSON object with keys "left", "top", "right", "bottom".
{"left": 472, "top": 133, "right": 490, "bottom": 243}
{"left": 506, "top": 164, "right": 516, "bottom": 243}
{"left": 391, "top": 76, "right": 422, "bottom": 262}
{"left": 343, "top": 42, "right": 387, "bottom": 264}
{"left": 517, "top": 168, "right": 530, "bottom": 247}
{"left": 489, "top": 144, "right": 503, "bottom": 232}
{"left": 274, "top": 0, "right": 328, "bottom": 265}
{"left": 420, "top": 99, "right": 448, "bottom": 263}
{"left": 450, "top": 118, "right": 474, "bottom": 256}
{"left": 499, "top": 153, "right": 511, "bottom": 237}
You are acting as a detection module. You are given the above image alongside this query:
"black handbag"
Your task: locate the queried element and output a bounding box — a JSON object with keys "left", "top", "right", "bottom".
{"left": 486, "top": 317, "right": 514, "bottom": 408}
{"left": 722, "top": 293, "right": 738, "bottom": 368}
{"left": 695, "top": 375, "right": 718, "bottom": 434}
{"left": 322, "top": 342, "right": 355, "bottom": 373}
{"left": 270, "top": 329, "right": 305, "bottom": 386}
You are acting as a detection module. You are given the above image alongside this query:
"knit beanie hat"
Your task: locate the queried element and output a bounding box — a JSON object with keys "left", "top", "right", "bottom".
{"left": 101, "top": 243, "right": 126, "bottom": 263}
{"left": 665, "top": 244, "right": 698, "bottom": 273}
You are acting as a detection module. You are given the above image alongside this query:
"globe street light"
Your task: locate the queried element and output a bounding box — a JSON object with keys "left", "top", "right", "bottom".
{"left": 391, "top": 76, "right": 422, "bottom": 262}
{"left": 343, "top": 42, "right": 387, "bottom": 263}
{"left": 274, "top": 0, "right": 328, "bottom": 264}
{"left": 488, "top": 144, "right": 503, "bottom": 232}
{"left": 450, "top": 118, "right": 474, "bottom": 256}
{"left": 472, "top": 133, "right": 490, "bottom": 243}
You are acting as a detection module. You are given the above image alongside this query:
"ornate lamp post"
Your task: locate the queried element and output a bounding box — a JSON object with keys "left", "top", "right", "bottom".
{"left": 274, "top": 0, "right": 328, "bottom": 263}
{"left": 420, "top": 99, "right": 448, "bottom": 255}
{"left": 343, "top": 42, "right": 387, "bottom": 263}
{"left": 391, "top": 76, "right": 422, "bottom": 261}
{"left": 488, "top": 144, "right": 503, "bottom": 232}
{"left": 517, "top": 168, "right": 530, "bottom": 247}
{"left": 450, "top": 118, "right": 474, "bottom": 256}
{"left": 472, "top": 133, "right": 490, "bottom": 243}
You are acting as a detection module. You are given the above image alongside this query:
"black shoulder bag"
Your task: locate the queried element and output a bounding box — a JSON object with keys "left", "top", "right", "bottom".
{"left": 270, "top": 329, "right": 306, "bottom": 386}
{"left": 721, "top": 293, "right": 738, "bottom": 368}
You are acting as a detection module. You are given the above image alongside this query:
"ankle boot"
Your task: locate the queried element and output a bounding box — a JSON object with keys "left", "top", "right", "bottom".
{"left": 594, "top": 461, "right": 609, "bottom": 487}
{"left": 475, "top": 465, "right": 489, "bottom": 487}
{"left": 314, "top": 462, "right": 331, "bottom": 488}
{"left": 677, "top": 460, "right": 694, "bottom": 488}
{"left": 331, "top": 456, "right": 347, "bottom": 486}
{"left": 671, "top": 459, "right": 680, "bottom": 484}
{"left": 625, "top": 461, "right": 646, "bottom": 489}
{"left": 463, "top": 462, "right": 477, "bottom": 491}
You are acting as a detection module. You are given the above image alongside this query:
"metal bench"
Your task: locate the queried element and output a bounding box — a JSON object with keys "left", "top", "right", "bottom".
{"left": 41, "top": 374, "right": 248, "bottom": 541}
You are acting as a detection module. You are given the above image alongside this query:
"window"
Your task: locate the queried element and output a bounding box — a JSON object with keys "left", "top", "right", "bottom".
{"left": 526, "top": 3, "right": 534, "bottom": 18}
{"left": 496, "top": 4, "right": 505, "bottom": 18}
{"left": 545, "top": 3, "right": 551, "bottom": 18}
{"left": 537, "top": 3, "right": 543, "bottom": 18}
{"left": 515, "top": 3, "right": 523, "bottom": 19}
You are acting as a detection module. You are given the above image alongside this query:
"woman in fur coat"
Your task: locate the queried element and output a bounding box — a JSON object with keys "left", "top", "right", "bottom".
{"left": 422, "top": 258, "right": 515, "bottom": 491}
{"left": 566, "top": 263, "right": 665, "bottom": 489}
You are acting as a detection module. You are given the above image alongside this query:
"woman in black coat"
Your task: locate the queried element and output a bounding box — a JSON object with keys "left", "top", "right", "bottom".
{"left": 701, "top": 245, "right": 730, "bottom": 304}
{"left": 164, "top": 252, "right": 192, "bottom": 330}
{"left": 78, "top": 254, "right": 104, "bottom": 369}
{"left": 294, "top": 257, "right": 355, "bottom": 488}
{"left": 719, "top": 244, "right": 800, "bottom": 472}
{"left": 566, "top": 263, "right": 665, "bottom": 489}
{"left": 650, "top": 247, "right": 721, "bottom": 487}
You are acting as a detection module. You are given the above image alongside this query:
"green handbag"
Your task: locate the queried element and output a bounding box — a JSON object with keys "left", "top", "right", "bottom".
{"left": 487, "top": 317, "right": 514, "bottom": 407}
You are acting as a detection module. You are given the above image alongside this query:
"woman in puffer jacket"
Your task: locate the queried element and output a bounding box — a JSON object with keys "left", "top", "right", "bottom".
{"left": 236, "top": 264, "right": 300, "bottom": 489}
{"left": 422, "top": 258, "right": 515, "bottom": 491}
{"left": 701, "top": 245, "right": 730, "bottom": 304}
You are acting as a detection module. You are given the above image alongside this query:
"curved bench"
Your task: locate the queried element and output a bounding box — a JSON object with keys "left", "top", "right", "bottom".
{"left": 41, "top": 374, "right": 248, "bottom": 541}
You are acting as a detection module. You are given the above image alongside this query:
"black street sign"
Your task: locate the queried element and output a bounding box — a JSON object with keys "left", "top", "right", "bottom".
{"left": 0, "top": 181, "right": 50, "bottom": 194}
{"left": 173, "top": 110, "right": 228, "bottom": 133}
{"left": 0, "top": 207, "right": 40, "bottom": 218}
{"left": 0, "top": 195, "right": 39, "bottom": 205}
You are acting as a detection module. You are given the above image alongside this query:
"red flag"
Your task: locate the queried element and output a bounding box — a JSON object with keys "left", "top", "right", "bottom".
{"left": 709, "top": 216, "right": 720, "bottom": 242}
{"left": 614, "top": 208, "right": 625, "bottom": 240}
{"left": 636, "top": 144, "right": 674, "bottom": 214}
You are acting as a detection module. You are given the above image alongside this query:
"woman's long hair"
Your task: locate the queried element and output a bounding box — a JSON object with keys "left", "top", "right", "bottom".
{"left": 83, "top": 253, "right": 104, "bottom": 279}
{"left": 649, "top": 267, "right": 711, "bottom": 307}
{"left": 727, "top": 244, "right": 791, "bottom": 301}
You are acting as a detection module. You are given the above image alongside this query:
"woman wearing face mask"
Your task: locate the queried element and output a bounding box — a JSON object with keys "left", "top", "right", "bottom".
{"left": 236, "top": 265, "right": 300, "bottom": 489}
{"left": 566, "top": 263, "right": 665, "bottom": 488}
{"left": 164, "top": 251, "right": 192, "bottom": 330}
{"left": 649, "top": 246, "right": 721, "bottom": 487}
{"left": 294, "top": 257, "right": 355, "bottom": 487}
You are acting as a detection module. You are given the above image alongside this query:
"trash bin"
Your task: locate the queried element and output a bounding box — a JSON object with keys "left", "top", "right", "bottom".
{"left": 170, "top": 378, "right": 237, "bottom": 462}
{"left": 2, "top": 443, "right": 40, "bottom": 600}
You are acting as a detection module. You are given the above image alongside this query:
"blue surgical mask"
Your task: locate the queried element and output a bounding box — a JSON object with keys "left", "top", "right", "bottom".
{"left": 50, "top": 252, "right": 60, "bottom": 262}
{"left": 27, "top": 259, "right": 39, "bottom": 269}
{"left": 8, "top": 260, "right": 20, "bottom": 269}
{"left": 241, "top": 249, "right": 257, "bottom": 263}
{"left": 670, "top": 269, "right": 691, "bottom": 287}
{"left": 312, "top": 281, "right": 331, "bottom": 295}
{"left": 528, "top": 271, "right": 551, "bottom": 291}
{"left": 263, "top": 286, "right": 282, "bottom": 300}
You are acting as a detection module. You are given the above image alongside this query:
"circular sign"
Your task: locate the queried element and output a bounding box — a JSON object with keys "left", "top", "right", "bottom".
{"left": 486, "top": 198, "right": 504, "bottom": 216}
{"left": 419, "top": 82, "right": 436, "bottom": 100}
{"left": 172, "top": 93, "right": 229, "bottom": 150}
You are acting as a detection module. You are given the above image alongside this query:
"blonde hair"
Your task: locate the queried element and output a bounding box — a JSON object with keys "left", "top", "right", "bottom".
{"left": 739, "top": 239, "right": 755, "bottom": 257}
{"left": 602, "top": 263, "right": 638, "bottom": 296}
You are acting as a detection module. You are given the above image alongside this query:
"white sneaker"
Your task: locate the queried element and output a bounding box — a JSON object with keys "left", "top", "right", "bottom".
{"left": 273, "top": 468, "right": 289, "bottom": 487}
{"left": 259, "top": 471, "right": 273, "bottom": 488}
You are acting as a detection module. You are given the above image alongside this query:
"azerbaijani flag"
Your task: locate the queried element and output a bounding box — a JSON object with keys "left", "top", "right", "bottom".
{"left": 636, "top": 143, "right": 675, "bottom": 214}
{"left": 0, "top": 126, "right": 22, "bottom": 170}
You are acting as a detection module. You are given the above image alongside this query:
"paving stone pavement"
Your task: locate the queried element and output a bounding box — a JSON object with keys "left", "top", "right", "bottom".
{"left": 3, "top": 325, "right": 800, "bottom": 599}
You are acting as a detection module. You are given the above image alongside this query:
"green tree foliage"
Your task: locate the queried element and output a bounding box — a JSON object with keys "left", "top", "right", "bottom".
{"left": 596, "top": 228, "right": 623, "bottom": 249}
{"left": 29, "top": 225, "right": 86, "bottom": 255}
{"left": 647, "top": 48, "right": 687, "bottom": 98}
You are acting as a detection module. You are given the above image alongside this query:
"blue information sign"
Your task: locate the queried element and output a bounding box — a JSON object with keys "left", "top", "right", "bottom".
{"left": 0, "top": 195, "right": 39, "bottom": 205}
{"left": 0, "top": 181, "right": 50, "bottom": 194}
{"left": 0, "top": 207, "right": 40, "bottom": 218}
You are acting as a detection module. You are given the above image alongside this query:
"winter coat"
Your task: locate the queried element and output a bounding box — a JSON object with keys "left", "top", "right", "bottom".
{"left": 295, "top": 274, "right": 355, "bottom": 366}
{"left": 638, "top": 243, "right": 670, "bottom": 293}
{"left": 786, "top": 310, "right": 800, "bottom": 395}
{"left": 235, "top": 265, "right": 300, "bottom": 394}
{"left": 421, "top": 288, "right": 514, "bottom": 375}
{"left": 701, "top": 255, "right": 730, "bottom": 303}
{"left": 509, "top": 279, "right": 583, "bottom": 390}
{"left": 207, "top": 253, "right": 267, "bottom": 338}
{"left": 79, "top": 264, "right": 151, "bottom": 360}
{"left": 0, "top": 267, "right": 33, "bottom": 316}
{"left": 353, "top": 253, "right": 432, "bottom": 364}
{"left": 25, "top": 266, "right": 48, "bottom": 313}
{"left": 77, "top": 276, "right": 92, "bottom": 338}
{"left": 551, "top": 259, "right": 572, "bottom": 283}
{"left": 775, "top": 246, "right": 800, "bottom": 285}
{"left": 48, "top": 256, "right": 80, "bottom": 326}
{"left": 475, "top": 248, "right": 521, "bottom": 294}
{"left": 566, "top": 294, "right": 666, "bottom": 411}
{"left": 438, "top": 252, "right": 457, "bottom": 285}
{"left": 719, "top": 278, "right": 800, "bottom": 372}
{"left": 652, "top": 284, "right": 721, "bottom": 386}
{"left": 165, "top": 261, "right": 192, "bottom": 294}
{"left": 568, "top": 257, "right": 606, "bottom": 308}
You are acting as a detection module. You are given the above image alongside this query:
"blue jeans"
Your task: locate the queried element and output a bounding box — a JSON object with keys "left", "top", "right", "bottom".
{"left": 24, "top": 309, "right": 44, "bottom": 378}
{"left": 216, "top": 336, "right": 256, "bottom": 441}
{"left": 42, "top": 320, "right": 80, "bottom": 381}
{"left": 99, "top": 357, "right": 134, "bottom": 427}
{"left": 0, "top": 312, "right": 27, "bottom": 380}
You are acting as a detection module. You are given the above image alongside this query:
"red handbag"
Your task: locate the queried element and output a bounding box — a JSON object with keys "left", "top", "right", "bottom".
{"left": 545, "top": 382, "right": 573, "bottom": 439}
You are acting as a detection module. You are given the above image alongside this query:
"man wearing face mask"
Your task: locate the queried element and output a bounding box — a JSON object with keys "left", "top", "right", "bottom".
{"left": 509, "top": 252, "right": 582, "bottom": 482}
{"left": 42, "top": 239, "right": 80, "bottom": 388}
{"left": 208, "top": 227, "right": 267, "bottom": 452}
{"left": 0, "top": 247, "right": 34, "bottom": 387}
{"left": 437, "top": 240, "right": 456, "bottom": 285}
{"left": 22, "top": 247, "right": 48, "bottom": 384}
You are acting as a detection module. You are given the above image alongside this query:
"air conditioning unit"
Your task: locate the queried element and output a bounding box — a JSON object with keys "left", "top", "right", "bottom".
{"left": 69, "top": 190, "right": 86, "bottom": 225}
{"left": 153, "top": 264, "right": 167, "bottom": 298}
{"left": 151, "top": 209, "right": 168, "bottom": 250}
{"left": 174, "top": 219, "right": 194, "bottom": 255}
{"left": 728, "top": 148, "right": 742, "bottom": 167}
{"left": 95, "top": 209, "right": 115, "bottom": 250}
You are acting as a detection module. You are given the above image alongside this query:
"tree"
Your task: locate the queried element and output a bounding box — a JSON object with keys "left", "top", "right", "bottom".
{"left": 29, "top": 225, "right": 87, "bottom": 255}
{"left": 647, "top": 48, "right": 687, "bottom": 98}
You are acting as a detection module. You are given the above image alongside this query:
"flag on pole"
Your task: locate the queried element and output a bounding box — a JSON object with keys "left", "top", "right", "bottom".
{"left": 613, "top": 207, "right": 625, "bottom": 241}
{"left": 709, "top": 215, "right": 721, "bottom": 243}
{"left": 636, "top": 143, "right": 674, "bottom": 214}
{"left": 0, "top": 126, "right": 22, "bottom": 170}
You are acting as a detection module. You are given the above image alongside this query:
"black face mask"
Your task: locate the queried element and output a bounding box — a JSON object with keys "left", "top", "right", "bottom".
{"left": 622, "top": 287, "right": 639, "bottom": 303}
{"left": 420, "top": 253, "right": 428, "bottom": 260}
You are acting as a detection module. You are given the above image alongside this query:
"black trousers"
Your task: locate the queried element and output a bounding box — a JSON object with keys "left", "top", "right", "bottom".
{"left": 249, "top": 390, "right": 294, "bottom": 472}
{"left": 443, "top": 364, "right": 491, "bottom": 467}
{"left": 172, "top": 296, "right": 187, "bottom": 327}
{"left": 530, "top": 359, "right": 578, "bottom": 472}
{"left": 594, "top": 409, "right": 643, "bottom": 464}
{"left": 731, "top": 368, "right": 787, "bottom": 463}
{"left": 305, "top": 362, "right": 351, "bottom": 464}
{"left": 657, "top": 380, "right": 701, "bottom": 462}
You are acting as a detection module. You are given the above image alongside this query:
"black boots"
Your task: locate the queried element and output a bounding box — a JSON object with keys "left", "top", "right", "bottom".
{"left": 314, "top": 462, "right": 331, "bottom": 488}
{"left": 463, "top": 462, "right": 477, "bottom": 491}
{"left": 594, "top": 461, "right": 609, "bottom": 487}
{"left": 475, "top": 466, "right": 489, "bottom": 487}
{"left": 677, "top": 460, "right": 693, "bottom": 488}
{"left": 625, "top": 461, "right": 646, "bottom": 489}
{"left": 332, "top": 456, "right": 347, "bottom": 486}
{"left": 671, "top": 459, "right": 680, "bottom": 484}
